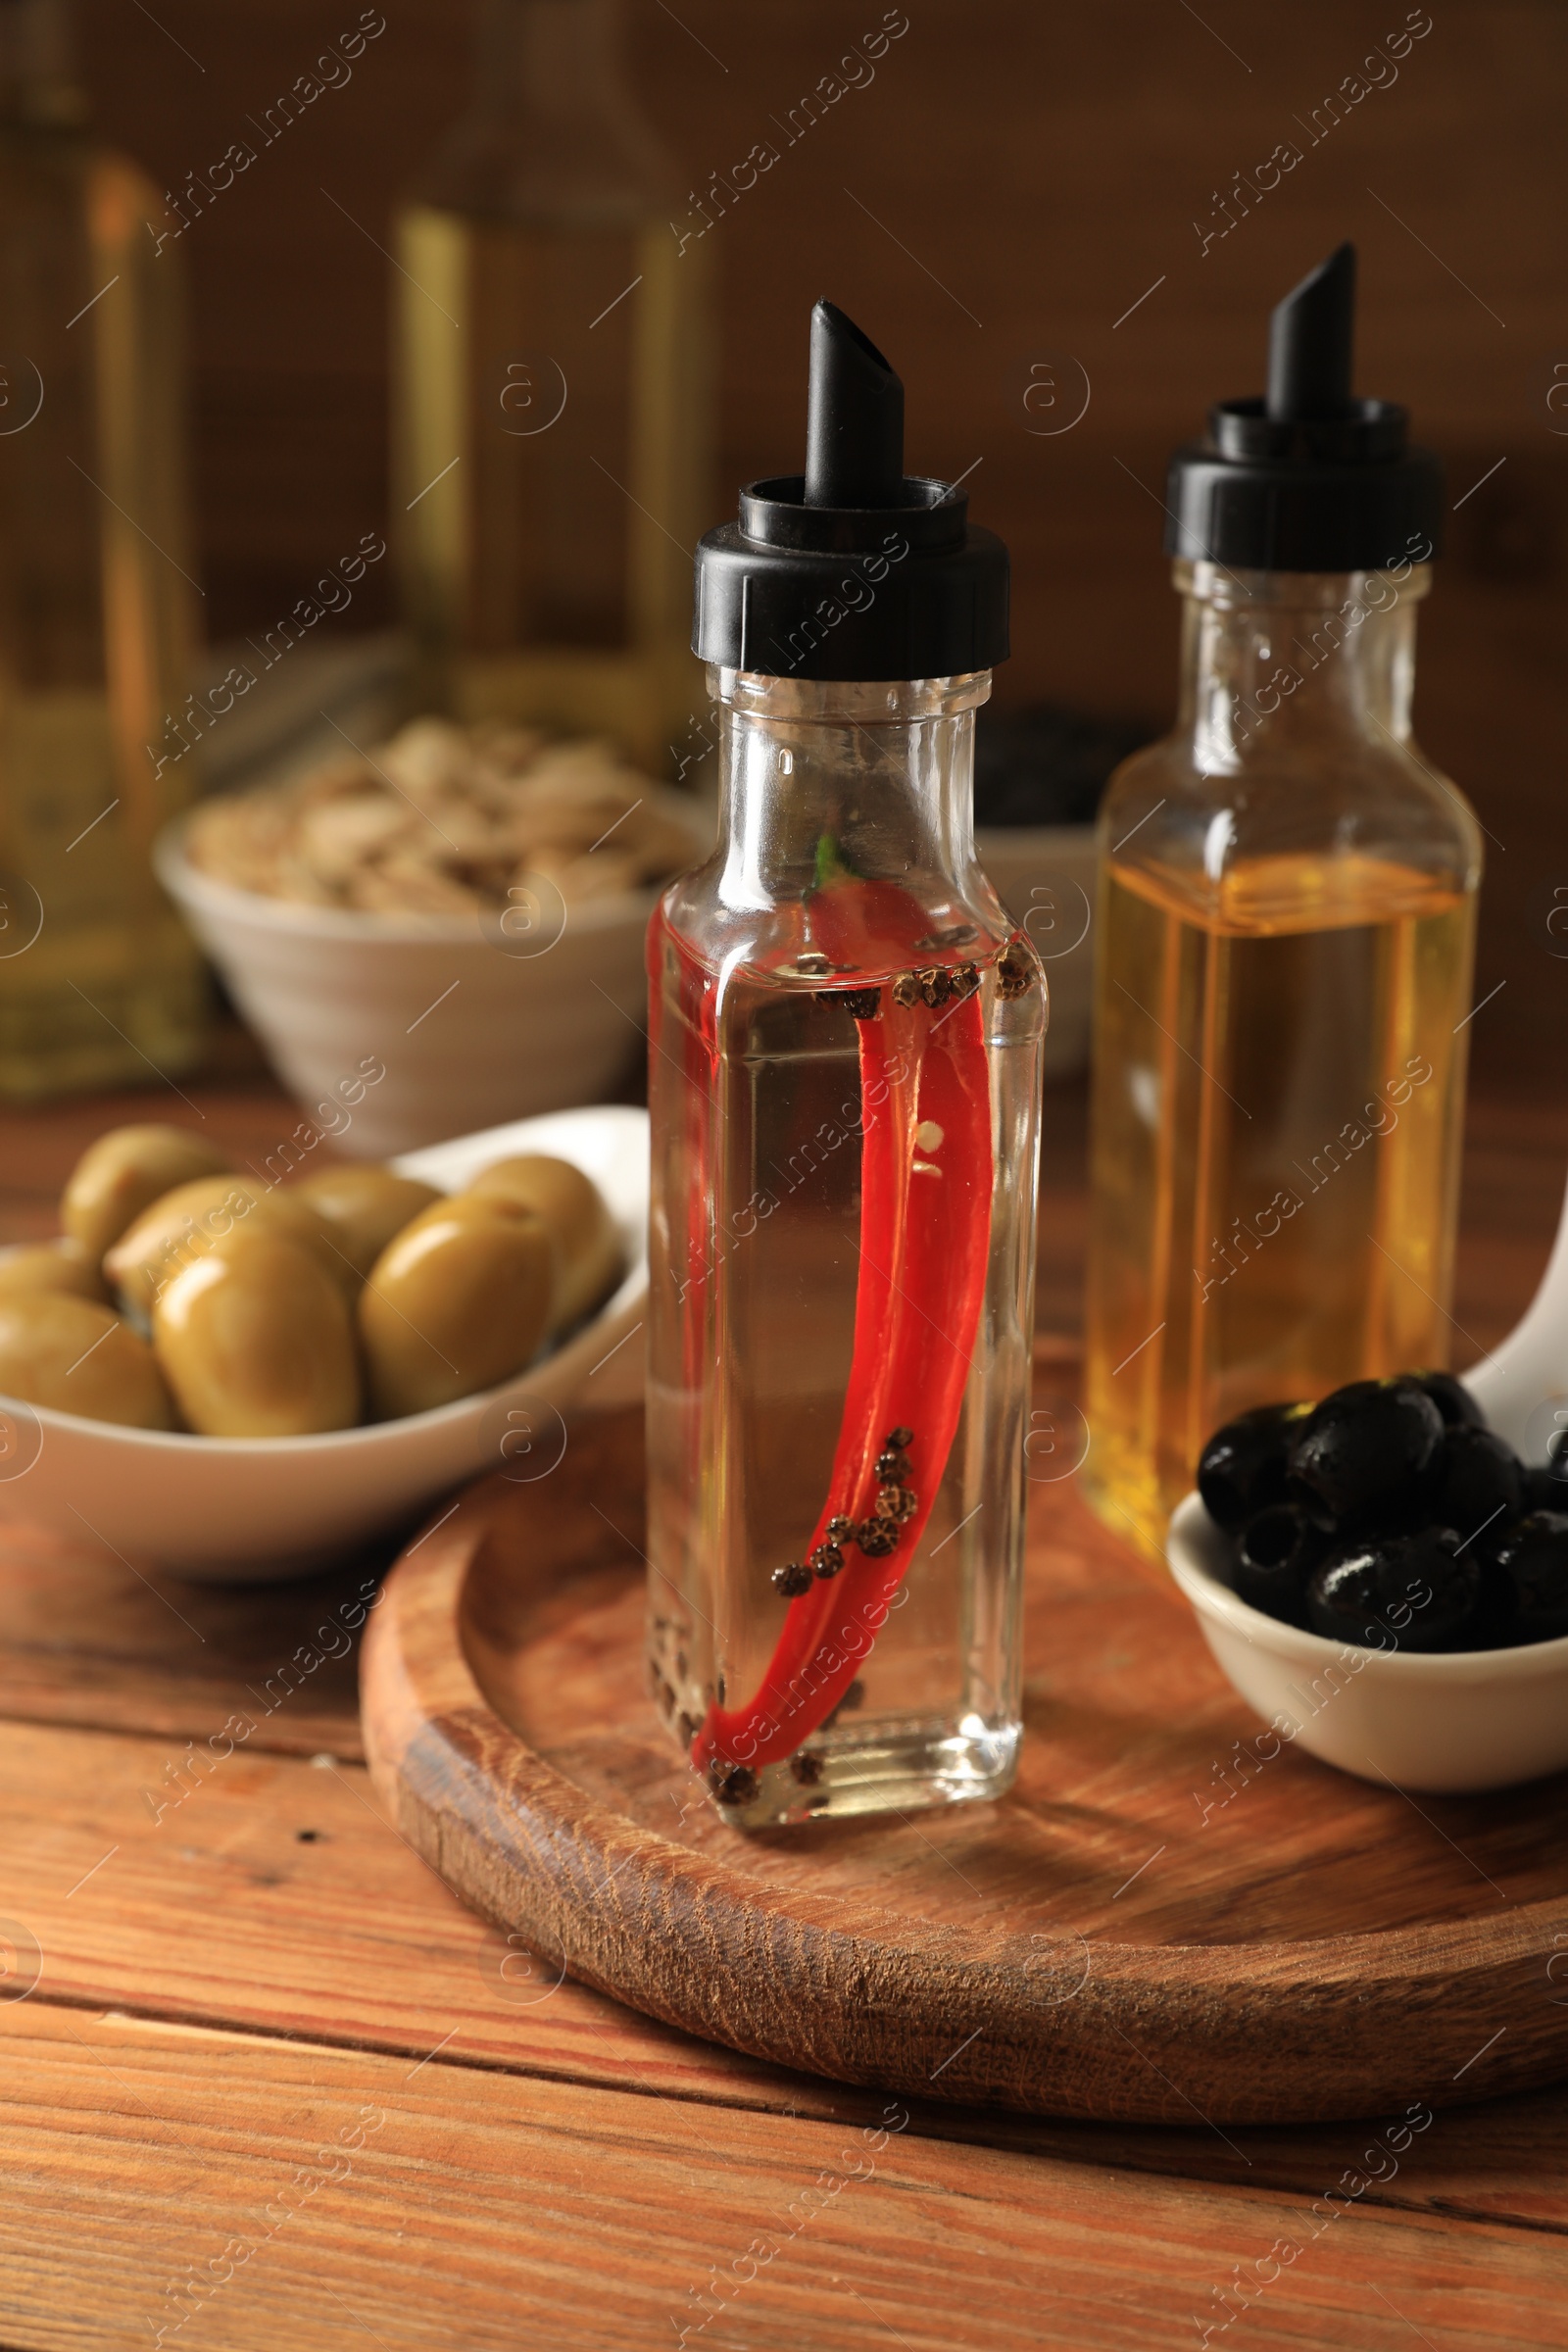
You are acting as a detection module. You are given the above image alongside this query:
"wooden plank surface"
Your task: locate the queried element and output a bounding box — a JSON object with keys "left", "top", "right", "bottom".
{"left": 2, "top": 1068, "right": 1568, "bottom": 2339}
{"left": 5, "top": 1705, "right": 1568, "bottom": 2219}
{"left": 0, "top": 1519, "right": 370, "bottom": 1756}
{"left": 0, "top": 1712, "right": 805, "bottom": 2111}
{"left": 4, "top": 2002, "right": 1567, "bottom": 2352}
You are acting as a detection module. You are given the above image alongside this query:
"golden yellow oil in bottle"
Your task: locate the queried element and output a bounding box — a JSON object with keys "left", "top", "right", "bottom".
{"left": 1084, "top": 846, "right": 1474, "bottom": 1557}
{"left": 0, "top": 1, "right": 205, "bottom": 1098}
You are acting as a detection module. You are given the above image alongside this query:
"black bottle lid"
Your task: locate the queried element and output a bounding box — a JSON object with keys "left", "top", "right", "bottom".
{"left": 693, "top": 301, "right": 1008, "bottom": 681}
{"left": 1165, "top": 244, "right": 1444, "bottom": 574}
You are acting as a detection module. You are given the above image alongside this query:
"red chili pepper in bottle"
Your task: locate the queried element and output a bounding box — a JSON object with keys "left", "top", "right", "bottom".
{"left": 645, "top": 303, "right": 1045, "bottom": 1827}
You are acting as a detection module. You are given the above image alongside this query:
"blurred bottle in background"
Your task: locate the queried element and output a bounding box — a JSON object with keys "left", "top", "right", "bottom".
{"left": 392, "top": 0, "right": 711, "bottom": 771}
{"left": 0, "top": 0, "right": 205, "bottom": 1099}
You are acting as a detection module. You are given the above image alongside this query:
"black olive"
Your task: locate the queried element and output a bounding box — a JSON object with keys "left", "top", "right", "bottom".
{"left": 1306, "top": 1527, "right": 1480, "bottom": 1652}
{"left": 1197, "top": 1400, "right": 1312, "bottom": 1531}
{"left": 1480, "top": 1511, "right": 1568, "bottom": 1646}
{"left": 1231, "top": 1504, "right": 1325, "bottom": 1626}
{"left": 1287, "top": 1378, "right": 1446, "bottom": 1535}
{"left": 1408, "top": 1370, "right": 1486, "bottom": 1430}
{"left": 1434, "top": 1424, "right": 1526, "bottom": 1541}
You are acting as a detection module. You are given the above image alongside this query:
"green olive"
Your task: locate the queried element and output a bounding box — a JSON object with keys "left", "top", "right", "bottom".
{"left": 0, "top": 1294, "right": 173, "bottom": 1429}
{"left": 466, "top": 1154, "right": 621, "bottom": 1334}
{"left": 294, "top": 1165, "right": 442, "bottom": 1282}
{"left": 153, "top": 1228, "right": 361, "bottom": 1437}
{"left": 360, "top": 1193, "right": 555, "bottom": 1418}
{"left": 105, "top": 1176, "right": 348, "bottom": 1322}
{"left": 0, "top": 1239, "right": 106, "bottom": 1303}
{"left": 61, "top": 1124, "right": 233, "bottom": 1267}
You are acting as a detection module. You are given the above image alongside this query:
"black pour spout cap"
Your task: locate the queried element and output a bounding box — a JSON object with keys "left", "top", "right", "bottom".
{"left": 693, "top": 300, "right": 1008, "bottom": 681}
{"left": 1165, "top": 243, "right": 1444, "bottom": 573}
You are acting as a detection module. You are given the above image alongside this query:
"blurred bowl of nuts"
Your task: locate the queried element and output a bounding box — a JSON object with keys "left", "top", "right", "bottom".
{"left": 0, "top": 1107, "right": 648, "bottom": 1581}
{"left": 156, "top": 718, "right": 709, "bottom": 1157}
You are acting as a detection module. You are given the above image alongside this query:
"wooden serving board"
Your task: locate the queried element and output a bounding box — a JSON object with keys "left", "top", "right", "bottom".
{"left": 361, "top": 1403, "right": 1568, "bottom": 2126}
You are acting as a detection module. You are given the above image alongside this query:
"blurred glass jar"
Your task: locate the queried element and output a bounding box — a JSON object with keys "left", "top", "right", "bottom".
{"left": 0, "top": 0, "right": 205, "bottom": 1099}
{"left": 392, "top": 0, "right": 712, "bottom": 770}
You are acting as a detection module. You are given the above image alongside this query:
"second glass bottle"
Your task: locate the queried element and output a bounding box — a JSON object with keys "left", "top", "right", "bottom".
{"left": 1084, "top": 246, "right": 1481, "bottom": 1558}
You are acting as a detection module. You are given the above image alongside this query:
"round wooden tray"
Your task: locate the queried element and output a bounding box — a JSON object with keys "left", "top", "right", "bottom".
{"left": 361, "top": 1404, "right": 1568, "bottom": 2125}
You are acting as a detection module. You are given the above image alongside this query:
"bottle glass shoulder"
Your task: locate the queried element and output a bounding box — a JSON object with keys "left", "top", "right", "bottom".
{"left": 1098, "top": 730, "right": 1482, "bottom": 939}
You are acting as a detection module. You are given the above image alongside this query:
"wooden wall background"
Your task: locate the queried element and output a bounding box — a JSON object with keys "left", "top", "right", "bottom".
{"left": 75, "top": 0, "right": 1567, "bottom": 1083}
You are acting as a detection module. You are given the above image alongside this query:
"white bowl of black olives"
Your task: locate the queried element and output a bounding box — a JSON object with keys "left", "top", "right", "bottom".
{"left": 1166, "top": 1373, "right": 1568, "bottom": 1793}
{"left": 0, "top": 1104, "right": 648, "bottom": 1583}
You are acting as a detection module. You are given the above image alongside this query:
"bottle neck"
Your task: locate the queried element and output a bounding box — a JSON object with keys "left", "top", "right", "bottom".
{"left": 711, "top": 670, "right": 988, "bottom": 914}
{"left": 473, "top": 0, "right": 626, "bottom": 122}
{"left": 1176, "top": 559, "right": 1429, "bottom": 771}
{"left": 412, "top": 0, "right": 675, "bottom": 220}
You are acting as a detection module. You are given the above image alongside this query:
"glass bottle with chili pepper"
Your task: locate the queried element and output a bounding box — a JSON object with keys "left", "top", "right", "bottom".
{"left": 646, "top": 302, "right": 1046, "bottom": 1829}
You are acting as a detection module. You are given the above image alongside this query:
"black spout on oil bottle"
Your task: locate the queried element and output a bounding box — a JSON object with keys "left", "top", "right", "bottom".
{"left": 692, "top": 298, "right": 1007, "bottom": 680}
{"left": 1166, "top": 240, "right": 1443, "bottom": 571}
{"left": 1266, "top": 242, "right": 1356, "bottom": 422}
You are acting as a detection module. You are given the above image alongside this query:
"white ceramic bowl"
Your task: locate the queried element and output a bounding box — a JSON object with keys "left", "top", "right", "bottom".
{"left": 973, "top": 824, "right": 1097, "bottom": 1077}
{"left": 0, "top": 1104, "right": 649, "bottom": 1584}
{"left": 155, "top": 793, "right": 710, "bottom": 1158}
{"left": 1167, "top": 1491, "right": 1568, "bottom": 1793}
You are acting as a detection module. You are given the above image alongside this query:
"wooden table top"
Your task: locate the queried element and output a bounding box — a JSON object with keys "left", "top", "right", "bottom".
{"left": 2, "top": 1066, "right": 1567, "bottom": 2350}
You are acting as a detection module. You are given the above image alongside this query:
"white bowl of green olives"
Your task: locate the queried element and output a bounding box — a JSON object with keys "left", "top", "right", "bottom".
{"left": 1167, "top": 1374, "right": 1568, "bottom": 1793}
{"left": 0, "top": 1105, "right": 647, "bottom": 1582}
